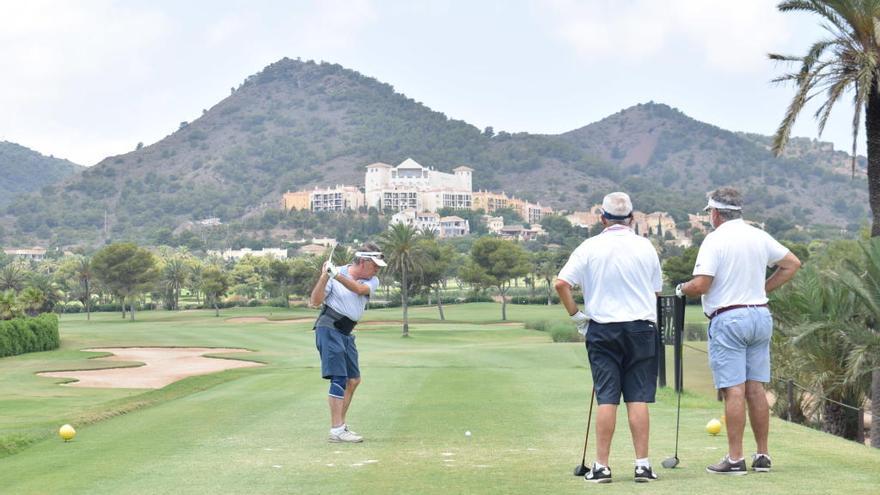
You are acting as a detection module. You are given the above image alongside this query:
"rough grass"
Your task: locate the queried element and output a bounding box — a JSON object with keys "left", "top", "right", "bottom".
{"left": 0, "top": 304, "right": 877, "bottom": 494}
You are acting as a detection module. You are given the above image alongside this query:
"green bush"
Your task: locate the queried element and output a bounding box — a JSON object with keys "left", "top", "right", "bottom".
{"left": 0, "top": 314, "right": 60, "bottom": 358}
{"left": 524, "top": 320, "right": 550, "bottom": 332}
{"left": 511, "top": 295, "right": 560, "bottom": 305}
{"left": 549, "top": 322, "right": 582, "bottom": 343}
{"left": 525, "top": 319, "right": 583, "bottom": 343}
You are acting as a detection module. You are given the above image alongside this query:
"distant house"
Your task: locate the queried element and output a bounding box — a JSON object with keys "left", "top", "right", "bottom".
{"left": 472, "top": 190, "right": 551, "bottom": 223}
{"left": 283, "top": 185, "right": 364, "bottom": 212}
{"left": 482, "top": 215, "right": 504, "bottom": 234}
{"left": 298, "top": 244, "right": 330, "bottom": 256}
{"left": 310, "top": 238, "right": 337, "bottom": 247}
{"left": 196, "top": 217, "right": 222, "bottom": 227}
{"left": 4, "top": 247, "right": 47, "bottom": 262}
{"left": 499, "top": 225, "right": 545, "bottom": 242}
{"left": 439, "top": 216, "right": 469, "bottom": 238}
{"left": 207, "top": 248, "right": 288, "bottom": 261}
{"left": 390, "top": 209, "right": 440, "bottom": 234}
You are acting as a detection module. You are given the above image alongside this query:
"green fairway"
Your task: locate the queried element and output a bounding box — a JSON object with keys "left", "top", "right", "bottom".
{"left": 1, "top": 303, "right": 877, "bottom": 494}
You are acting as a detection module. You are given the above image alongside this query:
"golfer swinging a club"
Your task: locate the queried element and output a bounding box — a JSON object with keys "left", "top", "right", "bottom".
{"left": 555, "top": 192, "right": 663, "bottom": 483}
{"left": 309, "top": 242, "right": 385, "bottom": 443}
{"left": 677, "top": 188, "right": 800, "bottom": 474}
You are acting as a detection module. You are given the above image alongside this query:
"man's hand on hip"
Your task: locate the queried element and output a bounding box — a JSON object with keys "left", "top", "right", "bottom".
{"left": 570, "top": 311, "right": 590, "bottom": 335}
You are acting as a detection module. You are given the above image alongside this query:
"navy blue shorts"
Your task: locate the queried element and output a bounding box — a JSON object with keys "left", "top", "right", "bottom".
{"left": 586, "top": 320, "right": 658, "bottom": 405}
{"left": 315, "top": 324, "right": 360, "bottom": 380}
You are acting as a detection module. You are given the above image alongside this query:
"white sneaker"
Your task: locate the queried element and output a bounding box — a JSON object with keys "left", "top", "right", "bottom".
{"left": 345, "top": 425, "right": 359, "bottom": 436}
{"left": 329, "top": 429, "right": 363, "bottom": 443}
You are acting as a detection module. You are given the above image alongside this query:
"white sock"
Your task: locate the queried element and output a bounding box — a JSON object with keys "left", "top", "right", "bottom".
{"left": 330, "top": 424, "right": 346, "bottom": 435}
{"left": 593, "top": 462, "right": 607, "bottom": 470}
{"left": 728, "top": 455, "right": 744, "bottom": 463}
{"left": 635, "top": 457, "right": 651, "bottom": 468}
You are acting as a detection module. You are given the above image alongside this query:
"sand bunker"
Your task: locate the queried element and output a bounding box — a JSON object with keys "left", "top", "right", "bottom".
{"left": 38, "top": 347, "right": 263, "bottom": 389}
{"left": 224, "top": 317, "right": 314, "bottom": 324}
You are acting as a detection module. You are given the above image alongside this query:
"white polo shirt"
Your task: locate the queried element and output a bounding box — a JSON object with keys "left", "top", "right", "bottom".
{"left": 693, "top": 219, "right": 789, "bottom": 317}
{"left": 557, "top": 225, "right": 662, "bottom": 323}
{"left": 324, "top": 265, "right": 380, "bottom": 321}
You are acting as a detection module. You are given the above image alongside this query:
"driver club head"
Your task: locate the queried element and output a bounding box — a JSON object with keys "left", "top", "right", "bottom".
{"left": 661, "top": 456, "right": 680, "bottom": 469}
{"left": 573, "top": 463, "right": 589, "bottom": 476}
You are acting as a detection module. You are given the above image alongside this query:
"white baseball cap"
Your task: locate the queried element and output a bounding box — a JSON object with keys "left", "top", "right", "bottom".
{"left": 601, "top": 192, "right": 633, "bottom": 219}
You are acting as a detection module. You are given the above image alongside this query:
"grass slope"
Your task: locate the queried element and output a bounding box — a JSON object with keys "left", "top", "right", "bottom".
{"left": 0, "top": 303, "right": 877, "bottom": 494}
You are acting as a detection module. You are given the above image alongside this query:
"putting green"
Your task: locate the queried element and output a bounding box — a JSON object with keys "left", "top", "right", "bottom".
{"left": 0, "top": 304, "right": 877, "bottom": 494}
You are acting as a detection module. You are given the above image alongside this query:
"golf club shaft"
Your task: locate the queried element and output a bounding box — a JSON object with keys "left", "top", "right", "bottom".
{"left": 580, "top": 386, "right": 596, "bottom": 464}
{"left": 673, "top": 295, "right": 684, "bottom": 457}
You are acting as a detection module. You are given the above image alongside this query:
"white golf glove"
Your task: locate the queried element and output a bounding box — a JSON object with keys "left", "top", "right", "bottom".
{"left": 675, "top": 283, "right": 685, "bottom": 297}
{"left": 570, "top": 311, "right": 590, "bottom": 336}
{"left": 324, "top": 262, "right": 339, "bottom": 278}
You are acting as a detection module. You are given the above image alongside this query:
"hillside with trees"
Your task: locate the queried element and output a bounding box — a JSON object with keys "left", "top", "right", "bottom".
{"left": 0, "top": 141, "right": 83, "bottom": 207}
{"left": 1, "top": 58, "right": 868, "bottom": 247}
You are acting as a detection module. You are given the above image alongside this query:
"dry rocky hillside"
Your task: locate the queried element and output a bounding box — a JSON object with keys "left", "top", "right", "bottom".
{"left": 2, "top": 58, "right": 869, "bottom": 246}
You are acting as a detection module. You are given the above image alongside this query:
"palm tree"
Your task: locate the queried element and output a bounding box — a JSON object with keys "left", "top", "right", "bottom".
{"left": 18, "top": 287, "right": 46, "bottom": 317}
{"left": 0, "top": 291, "right": 20, "bottom": 320}
{"left": 76, "top": 257, "right": 93, "bottom": 320}
{"left": 162, "top": 258, "right": 188, "bottom": 310}
{"left": 772, "top": 266, "right": 869, "bottom": 441}
{"left": 28, "top": 273, "right": 62, "bottom": 314}
{"left": 771, "top": 0, "right": 880, "bottom": 236}
{"left": 0, "top": 263, "right": 26, "bottom": 293}
{"left": 379, "top": 223, "right": 425, "bottom": 337}
{"left": 835, "top": 238, "right": 880, "bottom": 446}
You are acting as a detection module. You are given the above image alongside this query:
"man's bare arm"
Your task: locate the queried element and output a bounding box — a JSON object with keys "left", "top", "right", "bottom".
{"left": 333, "top": 271, "right": 371, "bottom": 296}
{"left": 309, "top": 271, "right": 330, "bottom": 308}
{"left": 680, "top": 275, "right": 714, "bottom": 297}
{"left": 554, "top": 278, "right": 579, "bottom": 316}
{"left": 765, "top": 252, "right": 801, "bottom": 293}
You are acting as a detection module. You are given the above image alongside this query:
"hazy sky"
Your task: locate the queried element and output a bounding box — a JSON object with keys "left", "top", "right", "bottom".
{"left": 0, "top": 0, "right": 852, "bottom": 166}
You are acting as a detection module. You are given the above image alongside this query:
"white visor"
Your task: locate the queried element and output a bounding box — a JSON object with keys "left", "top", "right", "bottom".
{"left": 704, "top": 198, "right": 742, "bottom": 211}
{"left": 355, "top": 251, "right": 386, "bottom": 267}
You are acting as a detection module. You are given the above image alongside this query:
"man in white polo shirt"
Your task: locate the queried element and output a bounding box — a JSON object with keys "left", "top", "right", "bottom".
{"left": 555, "top": 192, "right": 663, "bottom": 484}
{"left": 309, "top": 242, "right": 385, "bottom": 443}
{"left": 677, "top": 187, "right": 800, "bottom": 475}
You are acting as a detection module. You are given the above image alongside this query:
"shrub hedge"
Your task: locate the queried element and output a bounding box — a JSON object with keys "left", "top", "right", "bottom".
{"left": 0, "top": 314, "right": 60, "bottom": 358}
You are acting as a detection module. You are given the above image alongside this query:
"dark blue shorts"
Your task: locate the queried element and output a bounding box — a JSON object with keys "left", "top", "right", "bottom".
{"left": 586, "top": 320, "right": 658, "bottom": 405}
{"left": 315, "top": 324, "right": 360, "bottom": 380}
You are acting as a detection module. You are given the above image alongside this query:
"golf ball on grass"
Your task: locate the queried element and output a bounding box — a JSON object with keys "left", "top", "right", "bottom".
{"left": 706, "top": 418, "right": 723, "bottom": 436}
{"left": 59, "top": 424, "right": 76, "bottom": 442}
{"left": 465, "top": 431, "right": 471, "bottom": 437}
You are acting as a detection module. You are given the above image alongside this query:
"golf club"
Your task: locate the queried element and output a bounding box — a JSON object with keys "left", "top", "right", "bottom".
{"left": 325, "top": 243, "right": 337, "bottom": 271}
{"left": 573, "top": 386, "right": 596, "bottom": 476}
{"left": 662, "top": 295, "right": 685, "bottom": 469}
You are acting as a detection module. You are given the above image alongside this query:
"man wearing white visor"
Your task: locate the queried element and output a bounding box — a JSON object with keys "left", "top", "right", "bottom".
{"left": 677, "top": 187, "right": 800, "bottom": 475}
{"left": 310, "top": 242, "right": 385, "bottom": 443}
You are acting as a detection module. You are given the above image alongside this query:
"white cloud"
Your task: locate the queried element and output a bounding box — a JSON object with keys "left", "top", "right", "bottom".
{"left": 543, "top": 0, "right": 791, "bottom": 73}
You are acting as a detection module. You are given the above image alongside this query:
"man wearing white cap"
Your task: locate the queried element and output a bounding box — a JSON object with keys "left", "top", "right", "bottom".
{"left": 555, "top": 192, "right": 663, "bottom": 483}
{"left": 677, "top": 187, "right": 800, "bottom": 475}
{"left": 309, "top": 242, "right": 386, "bottom": 443}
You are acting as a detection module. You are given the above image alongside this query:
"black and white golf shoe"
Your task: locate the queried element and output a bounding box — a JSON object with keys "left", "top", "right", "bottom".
{"left": 634, "top": 465, "right": 659, "bottom": 482}
{"left": 706, "top": 456, "right": 748, "bottom": 475}
{"left": 751, "top": 453, "right": 772, "bottom": 472}
{"left": 585, "top": 464, "right": 612, "bottom": 483}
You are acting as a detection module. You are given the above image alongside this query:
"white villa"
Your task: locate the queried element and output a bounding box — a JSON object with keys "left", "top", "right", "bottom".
{"left": 390, "top": 209, "right": 441, "bottom": 234}
{"left": 365, "top": 158, "right": 473, "bottom": 212}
